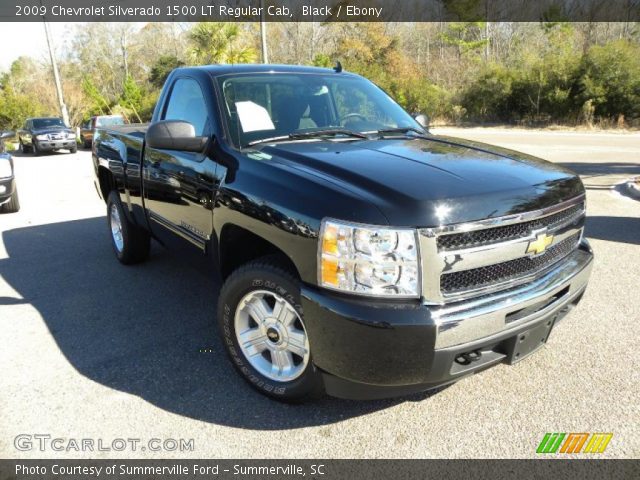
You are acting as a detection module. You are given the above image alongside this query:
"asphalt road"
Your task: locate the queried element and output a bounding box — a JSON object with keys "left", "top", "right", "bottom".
{"left": 1, "top": 129, "right": 638, "bottom": 459}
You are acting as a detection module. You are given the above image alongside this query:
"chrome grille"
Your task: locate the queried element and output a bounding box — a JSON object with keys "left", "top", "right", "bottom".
{"left": 440, "top": 232, "right": 581, "bottom": 294}
{"left": 437, "top": 203, "right": 584, "bottom": 251}
{"left": 419, "top": 195, "right": 586, "bottom": 304}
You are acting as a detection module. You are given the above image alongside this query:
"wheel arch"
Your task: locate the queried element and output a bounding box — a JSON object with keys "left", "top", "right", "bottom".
{"left": 97, "top": 166, "right": 115, "bottom": 204}
{"left": 218, "top": 223, "right": 300, "bottom": 281}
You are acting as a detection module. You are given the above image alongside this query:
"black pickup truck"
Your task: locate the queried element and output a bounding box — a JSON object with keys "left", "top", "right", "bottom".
{"left": 93, "top": 65, "right": 593, "bottom": 401}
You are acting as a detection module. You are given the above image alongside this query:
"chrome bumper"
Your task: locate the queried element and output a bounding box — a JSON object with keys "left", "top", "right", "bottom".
{"left": 431, "top": 243, "right": 593, "bottom": 349}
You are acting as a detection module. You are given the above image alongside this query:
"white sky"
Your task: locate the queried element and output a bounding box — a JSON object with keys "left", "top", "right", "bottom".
{"left": 0, "top": 22, "right": 74, "bottom": 71}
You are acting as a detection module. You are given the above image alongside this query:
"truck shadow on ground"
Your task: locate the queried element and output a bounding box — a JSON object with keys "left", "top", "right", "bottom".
{"left": 0, "top": 217, "right": 437, "bottom": 430}
{"left": 585, "top": 216, "right": 640, "bottom": 246}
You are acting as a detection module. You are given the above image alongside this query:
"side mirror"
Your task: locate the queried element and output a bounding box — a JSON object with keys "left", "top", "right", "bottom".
{"left": 0, "top": 131, "right": 14, "bottom": 140}
{"left": 414, "top": 114, "right": 430, "bottom": 130}
{"left": 146, "top": 120, "right": 208, "bottom": 153}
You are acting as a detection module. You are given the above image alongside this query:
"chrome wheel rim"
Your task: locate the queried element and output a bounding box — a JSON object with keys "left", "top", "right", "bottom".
{"left": 234, "top": 290, "right": 310, "bottom": 382}
{"left": 110, "top": 204, "right": 124, "bottom": 253}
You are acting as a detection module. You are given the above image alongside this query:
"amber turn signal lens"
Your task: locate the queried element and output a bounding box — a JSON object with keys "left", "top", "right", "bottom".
{"left": 322, "top": 224, "right": 339, "bottom": 256}
{"left": 321, "top": 257, "right": 340, "bottom": 286}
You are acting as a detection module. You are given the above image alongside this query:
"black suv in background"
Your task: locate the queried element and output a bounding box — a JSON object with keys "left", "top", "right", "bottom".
{"left": 18, "top": 117, "right": 77, "bottom": 155}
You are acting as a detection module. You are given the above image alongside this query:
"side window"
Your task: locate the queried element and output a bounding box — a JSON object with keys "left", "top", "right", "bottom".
{"left": 163, "top": 78, "right": 209, "bottom": 136}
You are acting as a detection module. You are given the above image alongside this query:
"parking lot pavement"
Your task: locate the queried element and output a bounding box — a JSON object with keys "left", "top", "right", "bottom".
{"left": 1, "top": 131, "right": 638, "bottom": 459}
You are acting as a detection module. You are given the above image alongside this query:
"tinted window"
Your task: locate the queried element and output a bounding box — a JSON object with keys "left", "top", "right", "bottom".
{"left": 163, "top": 78, "right": 209, "bottom": 136}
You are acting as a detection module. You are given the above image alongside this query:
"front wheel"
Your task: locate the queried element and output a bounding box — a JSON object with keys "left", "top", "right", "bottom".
{"left": 217, "top": 258, "right": 324, "bottom": 402}
{"left": 106, "top": 190, "right": 150, "bottom": 265}
{"left": 69, "top": 144, "right": 77, "bottom": 154}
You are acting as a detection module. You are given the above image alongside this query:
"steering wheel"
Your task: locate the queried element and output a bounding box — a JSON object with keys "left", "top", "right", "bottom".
{"left": 340, "top": 113, "right": 367, "bottom": 125}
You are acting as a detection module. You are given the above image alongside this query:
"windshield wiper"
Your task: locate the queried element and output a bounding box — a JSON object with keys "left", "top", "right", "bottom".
{"left": 290, "top": 128, "right": 368, "bottom": 140}
{"left": 376, "top": 127, "right": 429, "bottom": 139}
{"left": 246, "top": 128, "right": 367, "bottom": 147}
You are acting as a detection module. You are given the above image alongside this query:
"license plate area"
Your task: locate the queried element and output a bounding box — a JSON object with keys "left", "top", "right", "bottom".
{"left": 505, "top": 319, "right": 555, "bottom": 364}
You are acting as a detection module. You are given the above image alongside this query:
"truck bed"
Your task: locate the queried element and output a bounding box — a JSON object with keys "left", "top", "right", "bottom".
{"left": 101, "top": 123, "right": 149, "bottom": 140}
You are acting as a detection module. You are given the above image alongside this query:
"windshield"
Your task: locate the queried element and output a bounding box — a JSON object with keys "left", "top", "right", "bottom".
{"left": 217, "top": 73, "right": 422, "bottom": 147}
{"left": 32, "top": 118, "right": 65, "bottom": 129}
{"left": 96, "top": 116, "right": 125, "bottom": 127}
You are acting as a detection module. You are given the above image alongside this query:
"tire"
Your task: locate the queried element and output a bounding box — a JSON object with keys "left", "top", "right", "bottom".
{"left": 69, "top": 144, "right": 77, "bottom": 154}
{"left": 106, "top": 190, "right": 150, "bottom": 265}
{"left": 217, "top": 257, "right": 324, "bottom": 402}
{"left": 20, "top": 142, "right": 30, "bottom": 154}
{"left": 1, "top": 188, "right": 20, "bottom": 213}
{"left": 33, "top": 143, "right": 40, "bottom": 156}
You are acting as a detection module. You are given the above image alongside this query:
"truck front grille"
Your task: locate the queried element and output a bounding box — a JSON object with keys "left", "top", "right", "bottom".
{"left": 440, "top": 232, "right": 581, "bottom": 295}
{"left": 437, "top": 203, "right": 584, "bottom": 251}
{"left": 419, "top": 195, "right": 586, "bottom": 304}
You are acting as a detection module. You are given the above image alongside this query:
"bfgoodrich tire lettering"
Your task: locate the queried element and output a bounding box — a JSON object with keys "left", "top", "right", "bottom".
{"left": 217, "top": 258, "right": 324, "bottom": 402}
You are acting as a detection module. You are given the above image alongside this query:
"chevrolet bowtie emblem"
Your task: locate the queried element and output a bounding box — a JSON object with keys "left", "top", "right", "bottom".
{"left": 527, "top": 232, "right": 554, "bottom": 256}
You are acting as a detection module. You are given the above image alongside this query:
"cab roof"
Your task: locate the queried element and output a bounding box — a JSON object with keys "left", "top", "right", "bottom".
{"left": 175, "top": 64, "right": 356, "bottom": 77}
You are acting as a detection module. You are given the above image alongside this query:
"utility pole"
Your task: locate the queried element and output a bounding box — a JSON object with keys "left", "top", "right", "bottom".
{"left": 260, "top": 0, "right": 269, "bottom": 63}
{"left": 43, "top": 20, "right": 70, "bottom": 125}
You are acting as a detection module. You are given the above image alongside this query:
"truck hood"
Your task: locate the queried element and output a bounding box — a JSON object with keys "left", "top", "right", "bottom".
{"left": 258, "top": 135, "right": 584, "bottom": 226}
{"left": 32, "top": 126, "right": 74, "bottom": 136}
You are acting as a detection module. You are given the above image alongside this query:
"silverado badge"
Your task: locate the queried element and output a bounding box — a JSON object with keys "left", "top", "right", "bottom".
{"left": 527, "top": 231, "right": 554, "bottom": 256}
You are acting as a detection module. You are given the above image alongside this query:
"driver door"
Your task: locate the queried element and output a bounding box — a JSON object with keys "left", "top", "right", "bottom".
{"left": 142, "top": 76, "right": 218, "bottom": 256}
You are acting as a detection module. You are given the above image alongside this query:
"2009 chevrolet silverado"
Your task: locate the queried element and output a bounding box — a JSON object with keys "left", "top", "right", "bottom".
{"left": 92, "top": 65, "right": 593, "bottom": 401}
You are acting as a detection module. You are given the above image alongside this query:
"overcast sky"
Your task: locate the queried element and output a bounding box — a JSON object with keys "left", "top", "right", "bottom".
{"left": 0, "top": 22, "right": 77, "bottom": 71}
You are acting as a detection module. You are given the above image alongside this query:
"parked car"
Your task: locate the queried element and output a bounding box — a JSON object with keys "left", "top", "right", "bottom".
{"left": 92, "top": 65, "right": 593, "bottom": 402}
{"left": 80, "top": 115, "right": 125, "bottom": 148}
{"left": 0, "top": 131, "right": 20, "bottom": 213}
{"left": 17, "top": 117, "right": 77, "bottom": 156}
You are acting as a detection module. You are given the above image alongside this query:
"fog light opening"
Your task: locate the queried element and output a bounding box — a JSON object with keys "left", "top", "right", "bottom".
{"left": 455, "top": 350, "right": 482, "bottom": 366}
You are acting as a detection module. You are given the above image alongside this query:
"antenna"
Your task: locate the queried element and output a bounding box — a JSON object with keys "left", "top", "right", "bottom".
{"left": 333, "top": 61, "right": 343, "bottom": 73}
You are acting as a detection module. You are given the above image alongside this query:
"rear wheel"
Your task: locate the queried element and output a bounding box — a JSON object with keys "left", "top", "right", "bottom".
{"left": 1, "top": 188, "right": 20, "bottom": 213}
{"left": 217, "top": 258, "right": 324, "bottom": 402}
{"left": 106, "top": 190, "right": 150, "bottom": 264}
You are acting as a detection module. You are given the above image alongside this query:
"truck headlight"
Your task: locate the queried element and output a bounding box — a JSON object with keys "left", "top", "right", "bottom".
{"left": 319, "top": 219, "right": 420, "bottom": 298}
{"left": 36, "top": 134, "right": 48, "bottom": 140}
{"left": 66, "top": 132, "right": 76, "bottom": 139}
{"left": 0, "top": 161, "right": 13, "bottom": 178}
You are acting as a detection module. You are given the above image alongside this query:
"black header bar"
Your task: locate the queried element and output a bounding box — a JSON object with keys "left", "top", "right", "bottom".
{"left": 2, "top": 0, "right": 640, "bottom": 22}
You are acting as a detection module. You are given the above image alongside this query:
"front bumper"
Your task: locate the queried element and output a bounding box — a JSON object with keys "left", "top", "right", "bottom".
{"left": 34, "top": 139, "right": 76, "bottom": 151}
{"left": 0, "top": 176, "right": 16, "bottom": 205}
{"left": 301, "top": 240, "right": 594, "bottom": 400}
